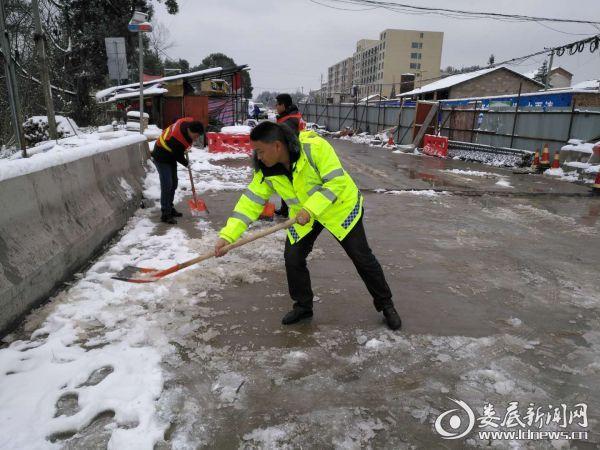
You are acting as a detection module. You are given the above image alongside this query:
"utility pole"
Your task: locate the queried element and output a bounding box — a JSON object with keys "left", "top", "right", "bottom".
{"left": 31, "top": 0, "right": 57, "bottom": 139}
{"left": 544, "top": 50, "right": 554, "bottom": 90}
{"left": 320, "top": 73, "right": 323, "bottom": 104}
{"left": 128, "top": 11, "right": 152, "bottom": 134}
{"left": 138, "top": 31, "right": 144, "bottom": 134}
{"left": 0, "top": 0, "right": 26, "bottom": 156}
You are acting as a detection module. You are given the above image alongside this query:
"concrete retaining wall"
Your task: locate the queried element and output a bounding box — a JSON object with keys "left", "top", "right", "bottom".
{"left": 0, "top": 141, "right": 149, "bottom": 334}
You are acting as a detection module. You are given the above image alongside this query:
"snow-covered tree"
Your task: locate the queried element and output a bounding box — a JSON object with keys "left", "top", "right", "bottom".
{"left": 534, "top": 60, "right": 549, "bottom": 84}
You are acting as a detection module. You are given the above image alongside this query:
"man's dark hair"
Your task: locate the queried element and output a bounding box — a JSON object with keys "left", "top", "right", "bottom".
{"left": 250, "top": 121, "right": 299, "bottom": 155}
{"left": 188, "top": 121, "right": 204, "bottom": 133}
{"left": 275, "top": 93, "right": 293, "bottom": 108}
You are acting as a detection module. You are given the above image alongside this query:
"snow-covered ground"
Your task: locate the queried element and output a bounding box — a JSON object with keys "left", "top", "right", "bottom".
{"left": 0, "top": 146, "right": 265, "bottom": 449}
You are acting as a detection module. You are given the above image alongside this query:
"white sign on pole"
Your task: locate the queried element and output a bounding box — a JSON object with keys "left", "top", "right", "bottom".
{"left": 104, "top": 37, "right": 128, "bottom": 83}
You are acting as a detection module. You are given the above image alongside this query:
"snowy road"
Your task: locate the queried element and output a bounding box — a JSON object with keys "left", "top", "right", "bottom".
{"left": 1, "top": 140, "right": 599, "bottom": 449}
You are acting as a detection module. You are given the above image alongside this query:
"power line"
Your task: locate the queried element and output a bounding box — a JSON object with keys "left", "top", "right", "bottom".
{"left": 308, "top": 0, "right": 376, "bottom": 11}
{"left": 311, "top": 0, "right": 600, "bottom": 25}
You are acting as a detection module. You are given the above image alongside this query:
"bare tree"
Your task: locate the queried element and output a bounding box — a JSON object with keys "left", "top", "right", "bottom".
{"left": 148, "top": 22, "right": 174, "bottom": 59}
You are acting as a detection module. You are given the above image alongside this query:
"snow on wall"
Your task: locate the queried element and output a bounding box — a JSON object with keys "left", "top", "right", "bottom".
{"left": 0, "top": 133, "right": 147, "bottom": 182}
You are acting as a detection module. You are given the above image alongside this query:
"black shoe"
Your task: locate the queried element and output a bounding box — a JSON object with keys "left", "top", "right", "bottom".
{"left": 281, "top": 308, "right": 313, "bottom": 325}
{"left": 383, "top": 306, "right": 402, "bottom": 330}
{"left": 161, "top": 215, "right": 177, "bottom": 224}
{"left": 171, "top": 207, "right": 183, "bottom": 217}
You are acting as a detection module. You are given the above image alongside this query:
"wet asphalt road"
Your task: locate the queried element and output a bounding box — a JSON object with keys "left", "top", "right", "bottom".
{"left": 155, "top": 139, "right": 600, "bottom": 449}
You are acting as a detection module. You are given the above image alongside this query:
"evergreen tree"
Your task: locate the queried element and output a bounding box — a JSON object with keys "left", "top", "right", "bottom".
{"left": 488, "top": 54, "right": 495, "bottom": 66}
{"left": 534, "top": 60, "right": 549, "bottom": 84}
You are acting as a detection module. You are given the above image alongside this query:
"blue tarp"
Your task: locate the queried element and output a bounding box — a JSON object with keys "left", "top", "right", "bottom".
{"left": 440, "top": 92, "right": 574, "bottom": 109}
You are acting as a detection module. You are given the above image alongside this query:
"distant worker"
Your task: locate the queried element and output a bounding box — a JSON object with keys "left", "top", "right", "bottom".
{"left": 274, "top": 93, "right": 306, "bottom": 218}
{"left": 214, "top": 121, "right": 402, "bottom": 331}
{"left": 151, "top": 117, "right": 204, "bottom": 224}
{"left": 252, "top": 104, "right": 261, "bottom": 121}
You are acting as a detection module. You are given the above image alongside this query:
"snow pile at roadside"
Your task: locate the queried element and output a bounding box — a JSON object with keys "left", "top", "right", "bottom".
{"left": 220, "top": 125, "right": 252, "bottom": 134}
{"left": 495, "top": 178, "right": 514, "bottom": 188}
{"left": 561, "top": 139, "right": 596, "bottom": 154}
{"left": 338, "top": 132, "right": 375, "bottom": 145}
{"left": 543, "top": 167, "right": 580, "bottom": 182}
{"left": 374, "top": 188, "right": 449, "bottom": 197}
{"left": 0, "top": 132, "right": 147, "bottom": 182}
{"left": 442, "top": 169, "right": 499, "bottom": 177}
{"left": 25, "top": 115, "right": 80, "bottom": 137}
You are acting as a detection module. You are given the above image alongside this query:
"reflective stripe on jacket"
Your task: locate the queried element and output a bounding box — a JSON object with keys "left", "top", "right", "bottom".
{"left": 156, "top": 117, "right": 194, "bottom": 152}
{"left": 219, "top": 130, "right": 363, "bottom": 245}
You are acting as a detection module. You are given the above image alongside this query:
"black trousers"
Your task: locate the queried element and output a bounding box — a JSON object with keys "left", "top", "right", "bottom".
{"left": 284, "top": 215, "right": 394, "bottom": 312}
{"left": 279, "top": 199, "right": 289, "bottom": 216}
{"left": 153, "top": 159, "right": 178, "bottom": 216}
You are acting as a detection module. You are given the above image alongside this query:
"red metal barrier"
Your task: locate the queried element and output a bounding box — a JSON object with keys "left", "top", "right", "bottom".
{"left": 207, "top": 132, "right": 253, "bottom": 154}
{"left": 422, "top": 134, "right": 448, "bottom": 158}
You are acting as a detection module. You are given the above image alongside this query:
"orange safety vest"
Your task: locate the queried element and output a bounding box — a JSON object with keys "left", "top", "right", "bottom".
{"left": 277, "top": 112, "right": 306, "bottom": 131}
{"left": 156, "top": 117, "right": 194, "bottom": 152}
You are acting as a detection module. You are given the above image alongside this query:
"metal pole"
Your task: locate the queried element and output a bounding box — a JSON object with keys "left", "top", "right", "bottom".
{"left": 395, "top": 98, "right": 404, "bottom": 142}
{"left": 114, "top": 41, "right": 120, "bottom": 85}
{"left": 32, "top": 0, "right": 57, "bottom": 139}
{"left": 544, "top": 51, "right": 554, "bottom": 91}
{"left": 510, "top": 82, "right": 523, "bottom": 148}
{"left": 365, "top": 90, "right": 369, "bottom": 133}
{"left": 353, "top": 93, "right": 357, "bottom": 130}
{"left": 138, "top": 31, "right": 144, "bottom": 134}
{"left": 377, "top": 83, "right": 382, "bottom": 132}
{"left": 0, "top": 0, "right": 26, "bottom": 155}
{"left": 470, "top": 100, "right": 478, "bottom": 143}
{"left": 566, "top": 100, "right": 576, "bottom": 141}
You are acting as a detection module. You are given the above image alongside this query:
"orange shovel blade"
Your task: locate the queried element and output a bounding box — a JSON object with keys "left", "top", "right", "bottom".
{"left": 188, "top": 197, "right": 208, "bottom": 214}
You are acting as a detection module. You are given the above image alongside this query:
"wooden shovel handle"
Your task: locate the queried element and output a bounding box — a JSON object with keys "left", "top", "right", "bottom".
{"left": 177, "top": 217, "right": 297, "bottom": 271}
{"left": 185, "top": 152, "right": 198, "bottom": 202}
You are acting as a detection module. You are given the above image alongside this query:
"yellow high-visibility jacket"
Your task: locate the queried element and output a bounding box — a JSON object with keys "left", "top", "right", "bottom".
{"left": 219, "top": 130, "right": 363, "bottom": 245}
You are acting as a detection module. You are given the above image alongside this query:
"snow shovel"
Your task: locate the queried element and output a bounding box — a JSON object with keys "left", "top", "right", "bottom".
{"left": 112, "top": 217, "right": 297, "bottom": 283}
{"left": 186, "top": 153, "right": 208, "bottom": 215}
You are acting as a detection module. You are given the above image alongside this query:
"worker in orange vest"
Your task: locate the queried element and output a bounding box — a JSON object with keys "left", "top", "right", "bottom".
{"left": 274, "top": 93, "right": 306, "bottom": 218}
{"left": 152, "top": 117, "right": 204, "bottom": 224}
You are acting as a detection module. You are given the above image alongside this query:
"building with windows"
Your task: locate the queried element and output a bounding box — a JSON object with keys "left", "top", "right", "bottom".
{"left": 326, "top": 28, "right": 443, "bottom": 101}
{"left": 327, "top": 57, "right": 354, "bottom": 101}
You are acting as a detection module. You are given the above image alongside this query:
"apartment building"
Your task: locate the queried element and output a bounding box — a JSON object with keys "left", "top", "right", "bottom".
{"left": 326, "top": 28, "right": 443, "bottom": 100}
{"left": 327, "top": 57, "right": 354, "bottom": 100}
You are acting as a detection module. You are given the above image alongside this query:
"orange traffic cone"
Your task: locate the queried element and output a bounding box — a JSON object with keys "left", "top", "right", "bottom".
{"left": 551, "top": 150, "right": 561, "bottom": 169}
{"left": 387, "top": 135, "right": 395, "bottom": 146}
{"left": 260, "top": 201, "right": 276, "bottom": 221}
{"left": 592, "top": 171, "right": 600, "bottom": 196}
{"left": 540, "top": 144, "right": 551, "bottom": 169}
{"left": 531, "top": 150, "right": 540, "bottom": 172}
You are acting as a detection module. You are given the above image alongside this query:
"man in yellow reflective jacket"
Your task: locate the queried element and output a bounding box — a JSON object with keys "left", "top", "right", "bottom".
{"left": 214, "top": 122, "right": 401, "bottom": 330}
